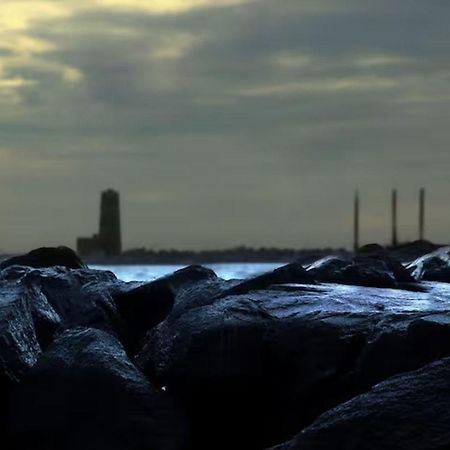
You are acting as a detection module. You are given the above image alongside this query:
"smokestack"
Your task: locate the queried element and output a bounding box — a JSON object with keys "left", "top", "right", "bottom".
{"left": 391, "top": 189, "right": 398, "bottom": 247}
{"left": 354, "top": 190, "right": 359, "bottom": 253}
{"left": 419, "top": 188, "right": 425, "bottom": 241}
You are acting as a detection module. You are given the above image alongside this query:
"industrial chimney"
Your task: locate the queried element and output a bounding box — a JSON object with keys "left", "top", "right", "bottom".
{"left": 419, "top": 188, "right": 425, "bottom": 241}
{"left": 354, "top": 190, "right": 360, "bottom": 253}
{"left": 391, "top": 189, "right": 398, "bottom": 247}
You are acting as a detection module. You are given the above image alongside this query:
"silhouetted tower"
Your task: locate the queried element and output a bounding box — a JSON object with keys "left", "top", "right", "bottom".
{"left": 354, "top": 191, "right": 360, "bottom": 252}
{"left": 419, "top": 188, "right": 425, "bottom": 241}
{"left": 391, "top": 189, "right": 398, "bottom": 247}
{"left": 99, "top": 189, "right": 122, "bottom": 256}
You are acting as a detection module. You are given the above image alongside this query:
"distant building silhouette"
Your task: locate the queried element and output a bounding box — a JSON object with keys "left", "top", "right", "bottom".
{"left": 77, "top": 189, "right": 122, "bottom": 257}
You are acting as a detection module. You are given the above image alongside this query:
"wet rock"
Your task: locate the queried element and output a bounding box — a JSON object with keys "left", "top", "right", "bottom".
{"left": 221, "top": 262, "right": 315, "bottom": 296}
{"left": 113, "top": 265, "right": 216, "bottom": 350}
{"left": 26, "top": 284, "right": 62, "bottom": 349}
{"left": 407, "top": 247, "right": 450, "bottom": 282}
{"left": 8, "top": 327, "right": 187, "bottom": 450}
{"left": 307, "top": 251, "right": 415, "bottom": 289}
{"left": 0, "top": 282, "right": 42, "bottom": 382}
{"left": 157, "top": 264, "right": 218, "bottom": 291}
{"left": 306, "top": 256, "right": 350, "bottom": 282}
{"left": 270, "top": 357, "right": 450, "bottom": 450}
{"left": 390, "top": 239, "right": 441, "bottom": 263}
{"left": 0, "top": 282, "right": 43, "bottom": 444}
{"left": 0, "top": 246, "right": 86, "bottom": 270}
{"left": 169, "top": 277, "right": 234, "bottom": 319}
{"left": 137, "top": 281, "right": 450, "bottom": 450}
{"left": 2, "top": 266, "right": 123, "bottom": 337}
{"left": 137, "top": 295, "right": 277, "bottom": 449}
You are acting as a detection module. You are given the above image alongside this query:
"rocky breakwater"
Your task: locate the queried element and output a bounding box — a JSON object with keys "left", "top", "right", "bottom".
{"left": 1, "top": 245, "right": 450, "bottom": 450}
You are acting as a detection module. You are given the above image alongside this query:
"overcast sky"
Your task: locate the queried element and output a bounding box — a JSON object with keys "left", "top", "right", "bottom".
{"left": 0, "top": 0, "right": 449, "bottom": 252}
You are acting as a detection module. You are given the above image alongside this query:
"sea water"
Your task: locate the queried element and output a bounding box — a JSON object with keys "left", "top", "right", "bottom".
{"left": 91, "top": 262, "right": 285, "bottom": 282}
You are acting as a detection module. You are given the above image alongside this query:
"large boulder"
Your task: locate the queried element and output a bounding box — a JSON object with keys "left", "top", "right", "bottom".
{"left": 270, "top": 357, "right": 450, "bottom": 450}
{"left": 8, "top": 327, "right": 187, "bottom": 450}
{"left": 307, "top": 250, "right": 415, "bottom": 289}
{"left": 407, "top": 247, "right": 450, "bottom": 282}
{"left": 0, "top": 281, "right": 44, "bottom": 443}
{"left": 1, "top": 266, "right": 123, "bottom": 340}
{"left": 0, "top": 246, "right": 86, "bottom": 270}
{"left": 0, "top": 282, "right": 42, "bottom": 382}
{"left": 113, "top": 265, "right": 217, "bottom": 350}
{"left": 390, "top": 240, "right": 441, "bottom": 263}
{"left": 221, "top": 262, "right": 315, "bottom": 296}
{"left": 137, "top": 281, "right": 450, "bottom": 450}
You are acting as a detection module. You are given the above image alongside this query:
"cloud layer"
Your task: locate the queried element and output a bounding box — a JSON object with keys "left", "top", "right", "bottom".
{"left": 1, "top": 0, "right": 449, "bottom": 252}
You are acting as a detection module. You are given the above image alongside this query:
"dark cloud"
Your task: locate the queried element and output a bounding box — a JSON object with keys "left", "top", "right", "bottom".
{"left": 0, "top": 0, "right": 449, "bottom": 252}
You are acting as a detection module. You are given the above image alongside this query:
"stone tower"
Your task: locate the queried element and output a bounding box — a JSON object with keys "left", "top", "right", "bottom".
{"left": 99, "top": 189, "right": 122, "bottom": 256}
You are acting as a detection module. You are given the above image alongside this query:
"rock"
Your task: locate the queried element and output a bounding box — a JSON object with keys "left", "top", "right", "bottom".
{"left": 390, "top": 240, "right": 441, "bottom": 263}
{"left": 306, "top": 256, "right": 350, "bottom": 282}
{"left": 169, "top": 277, "right": 234, "bottom": 320}
{"left": 8, "top": 327, "right": 187, "bottom": 450}
{"left": 114, "top": 280, "right": 175, "bottom": 351}
{"left": 0, "top": 282, "right": 42, "bottom": 382}
{"left": 137, "top": 281, "right": 450, "bottom": 449}
{"left": 356, "top": 243, "right": 385, "bottom": 254}
{"left": 407, "top": 247, "right": 450, "bottom": 282}
{"left": 221, "top": 262, "right": 315, "bottom": 296}
{"left": 270, "top": 357, "right": 450, "bottom": 450}
{"left": 1, "top": 266, "right": 123, "bottom": 338}
{"left": 113, "top": 265, "right": 216, "bottom": 350}
{"left": 0, "top": 281, "right": 43, "bottom": 444}
{"left": 157, "top": 264, "right": 218, "bottom": 291}
{"left": 0, "top": 246, "right": 86, "bottom": 270}
{"left": 26, "top": 283, "right": 62, "bottom": 349}
{"left": 138, "top": 295, "right": 277, "bottom": 449}
{"left": 307, "top": 252, "right": 415, "bottom": 289}
{"left": 354, "top": 253, "right": 415, "bottom": 284}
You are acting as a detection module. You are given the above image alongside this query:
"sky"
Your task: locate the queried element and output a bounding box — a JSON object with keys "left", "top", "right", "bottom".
{"left": 0, "top": 0, "right": 450, "bottom": 252}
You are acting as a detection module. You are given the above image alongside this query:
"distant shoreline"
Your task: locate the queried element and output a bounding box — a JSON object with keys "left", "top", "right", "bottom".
{"left": 82, "top": 248, "right": 350, "bottom": 266}
{"left": 1, "top": 240, "right": 443, "bottom": 266}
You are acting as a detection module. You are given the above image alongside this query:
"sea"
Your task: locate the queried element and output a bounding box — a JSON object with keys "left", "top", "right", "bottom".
{"left": 91, "top": 262, "right": 285, "bottom": 282}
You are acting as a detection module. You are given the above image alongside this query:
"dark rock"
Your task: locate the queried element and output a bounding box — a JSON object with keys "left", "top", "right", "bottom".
{"left": 270, "top": 357, "right": 450, "bottom": 450}
{"left": 157, "top": 264, "right": 217, "bottom": 291}
{"left": 407, "top": 248, "right": 450, "bottom": 282}
{"left": 0, "top": 266, "right": 62, "bottom": 349}
{"left": 8, "top": 327, "right": 187, "bottom": 450}
{"left": 354, "top": 253, "right": 415, "bottom": 284}
{"left": 114, "top": 280, "right": 175, "bottom": 351}
{"left": 306, "top": 256, "right": 350, "bottom": 282}
{"left": 0, "top": 282, "right": 43, "bottom": 445}
{"left": 0, "top": 246, "right": 86, "bottom": 270}
{"left": 113, "top": 265, "right": 216, "bottom": 350}
{"left": 137, "top": 281, "right": 450, "bottom": 449}
{"left": 138, "top": 295, "right": 277, "bottom": 449}
{"left": 356, "top": 243, "right": 385, "bottom": 254}
{"left": 221, "top": 262, "right": 315, "bottom": 296}
{"left": 307, "top": 252, "right": 415, "bottom": 289}
{"left": 2, "top": 266, "right": 123, "bottom": 337}
{"left": 390, "top": 239, "right": 442, "bottom": 263}
{"left": 169, "top": 277, "right": 234, "bottom": 320}
{"left": 0, "top": 282, "right": 42, "bottom": 382}
{"left": 26, "top": 284, "right": 62, "bottom": 349}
